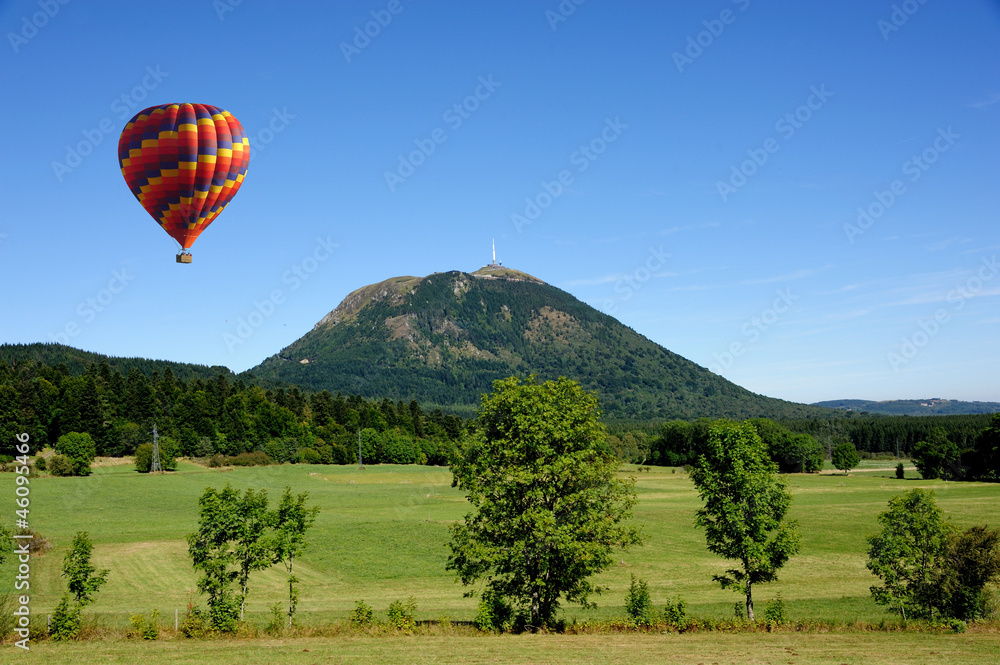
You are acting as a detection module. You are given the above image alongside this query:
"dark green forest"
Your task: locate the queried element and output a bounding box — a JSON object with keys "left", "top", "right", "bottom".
{"left": 0, "top": 353, "right": 462, "bottom": 466}
{"left": 1, "top": 342, "right": 996, "bottom": 482}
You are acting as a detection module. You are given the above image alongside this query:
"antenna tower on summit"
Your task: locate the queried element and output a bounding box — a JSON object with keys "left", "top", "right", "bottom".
{"left": 491, "top": 239, "right": 502, "bottom": 268}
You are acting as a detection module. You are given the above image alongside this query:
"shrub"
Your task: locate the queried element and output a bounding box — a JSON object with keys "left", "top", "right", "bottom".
{"left": 193, "top": 437, "right": 216, "bottom": 458}
{"left": 54, "top": 432, "right": 96, "bottom": 476}
{"left": 208, "top": 454, "right": 226, "bottom": 468}
{"left": 349, "top": 600, "right": 375, "bottom": 627}
{"left": 764, "top": 593, "right": 786, "bottom": 625}
{"left": 230, "top": 451, "right": 273, "bottom": 467}
{"left": 265, "top": 439, "right": 290, "bottom": 464}
{"left": 663, "top": 596, "right": 689, "bottom": 630}
{"left": 207, "top": 595, "right": 240, "bottom": 633}
{"left": 387, "top": 597, "right": 417, "bottom": 632}
{"left": 300, "top": 448, "right": 322, "bottom": 464}
{"left": 48, "top": 455, "right": 75, "bottom": 477}
{"left": 474, "top": 588, "right": 512, "bottom": 632}
{"left": 50, "top": 594, "right": 81, "bottom": 640}
{"left": 34, "top": 456, "right": 46, "bottom": 472}
{"left": 265, "top": 603, "right": 285, "bottom": 635}
{"left": 896, "top": 463, "right": 905, "bottom": 480}
{"left": 129, "top": 609, "right": 160, "bottom": 640}
{"left": 179, "top": 603, "right": 208, "bottom": 638}
{"left": 624, "top": 575, "right": 656, "bottom": 626}
{"left": 16, "top": 528, "right": 51, "bottom": 556}
{"left": 134, "top": 440, "right": 178, "bottom": 473}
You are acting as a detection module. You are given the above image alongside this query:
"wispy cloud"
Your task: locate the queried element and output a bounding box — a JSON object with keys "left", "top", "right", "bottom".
{"left": 925, "top": 237, "right": 973, "bottom": 252}
{"left": 739, "top": 267, "right": 825, "bottom": 286}
{"left": 967, "top": 93, "right": 1000, "bottom": 109}
{"left": 562, "top": 274, "right": 623, "bottom": 287}
{"left": 658, "top": 221, "right": 720, "bottom": 235}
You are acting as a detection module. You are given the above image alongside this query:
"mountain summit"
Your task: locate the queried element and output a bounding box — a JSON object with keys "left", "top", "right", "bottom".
{"left": 251, "top": 267, "right": 829, "bottom": 420}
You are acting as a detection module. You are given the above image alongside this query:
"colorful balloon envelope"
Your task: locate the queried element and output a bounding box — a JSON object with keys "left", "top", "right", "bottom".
{"left": 118, "top": 103, "right": 249, "bottom": 262}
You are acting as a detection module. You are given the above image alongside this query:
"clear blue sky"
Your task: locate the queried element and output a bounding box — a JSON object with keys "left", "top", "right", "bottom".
{"left": 1, "top": 0, "right": 998, "bottom": 404}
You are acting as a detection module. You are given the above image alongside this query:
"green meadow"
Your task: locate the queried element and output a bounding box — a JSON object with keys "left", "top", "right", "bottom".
{"left": 3, "top": 461, "right": 1000, "bottom": 662}
{"left": 6, "top": 460, "right": 999, "bottom": 623}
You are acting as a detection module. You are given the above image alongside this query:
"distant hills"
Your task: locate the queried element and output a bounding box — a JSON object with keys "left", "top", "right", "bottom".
{"left": 812, "top": 399, "right": 1000, "bottom": 417}
{"left": 250, "top": 265, "right": 837, "bottom": 421}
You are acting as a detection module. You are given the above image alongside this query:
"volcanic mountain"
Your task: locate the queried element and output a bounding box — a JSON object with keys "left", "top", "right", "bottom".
{"left": 250, "top": 266, "right": 832, "bottom": 420}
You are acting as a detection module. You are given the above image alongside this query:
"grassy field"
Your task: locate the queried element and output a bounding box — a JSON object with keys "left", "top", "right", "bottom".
{"left": 17, "top": 631, "right": 1000, "bottom": 665}
{"left": 2, "top": 460, "right": 999, "bottom": 661}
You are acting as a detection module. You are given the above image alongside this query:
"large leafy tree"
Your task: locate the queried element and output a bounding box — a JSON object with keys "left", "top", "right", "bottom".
{"left": 867, "top": 489, "right": 951, "bottom": 620}
{"left": 933, "top": 525, "right": 1000, "bottom": 620}
{"left": 690, "top": 421, "right": 801, "bottom": 622}
{"left": 271, "top": 487, "right": 320, "bottom": 627}
{"left": 54, "top": 432, "right": 97, "bottom": 476}
{"left": 969, "top": 413, "right": 1000, "bottom": 481}
{"left": 234, "top": 487, "right": 274, "bottom": 621}
{"left": 831, "top": 441, "right": 861, "bottom": 475}
{"left": 187, "top": 485, "right": 244, "bottom": 631}
{"left": 447, "top": 376, "right": 641, "bottom": 630}
{"left": 912, "top": 427, "right": 961, "bottom": 480}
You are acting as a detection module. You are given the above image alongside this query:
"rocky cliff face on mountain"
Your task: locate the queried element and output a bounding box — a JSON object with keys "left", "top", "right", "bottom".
{"left": 251, "top": 266, "right": 831, "bottom": 420}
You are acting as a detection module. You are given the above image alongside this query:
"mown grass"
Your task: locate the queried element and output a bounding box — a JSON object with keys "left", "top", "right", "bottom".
{"left": 15, "top": 631, "right": 1000, "bottom": 665}
{"left": 2, "top": 461, "right": 999, "bottom": 662}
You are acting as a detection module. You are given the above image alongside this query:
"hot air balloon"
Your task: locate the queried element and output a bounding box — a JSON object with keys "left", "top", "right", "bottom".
{"left": 118, "top": 103, "right": 249, "bottom": 263}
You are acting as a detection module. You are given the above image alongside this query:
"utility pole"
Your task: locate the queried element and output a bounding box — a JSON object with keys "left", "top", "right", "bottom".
{"left": 357, "top": 428, "right": 362, "bottom": 469}
{"left": 151, "top": 423, "right": 162, "bottom": 473}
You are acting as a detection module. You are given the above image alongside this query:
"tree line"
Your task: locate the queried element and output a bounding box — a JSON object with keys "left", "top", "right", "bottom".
{"left": 0, "top": 358, "right": 464, "bottom": 467}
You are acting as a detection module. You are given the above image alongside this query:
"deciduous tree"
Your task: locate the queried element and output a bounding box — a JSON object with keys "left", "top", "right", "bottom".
{"left": 867, "top": 489, "right": 951, "bottom": 620}
{"left": 689, "top": 421, "right": 801, "bottom": 622}
{"left": 447, "top": 376, "right": 641, "bottom": 630}
{"left": 270, "top": 487, "right": 319, "bottom": 627}
{"left": 62, "top": 531, "right": 108, "bottom": 607}
{"left": 187, "top": 485, "right": 243, "bottom": 631}
{"left": 912, "top": 427, "right": 961, "bottom": 480}
{"left": 832, "top": 441, "right": 861, "bottom": 475}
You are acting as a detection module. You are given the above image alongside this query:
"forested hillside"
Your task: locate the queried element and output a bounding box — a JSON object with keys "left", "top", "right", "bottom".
{"left": 0, "top": 355, "right": 462, "bottom": 464}
{"left": 252, "top": 269, "right": 837, "bottom": 421}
